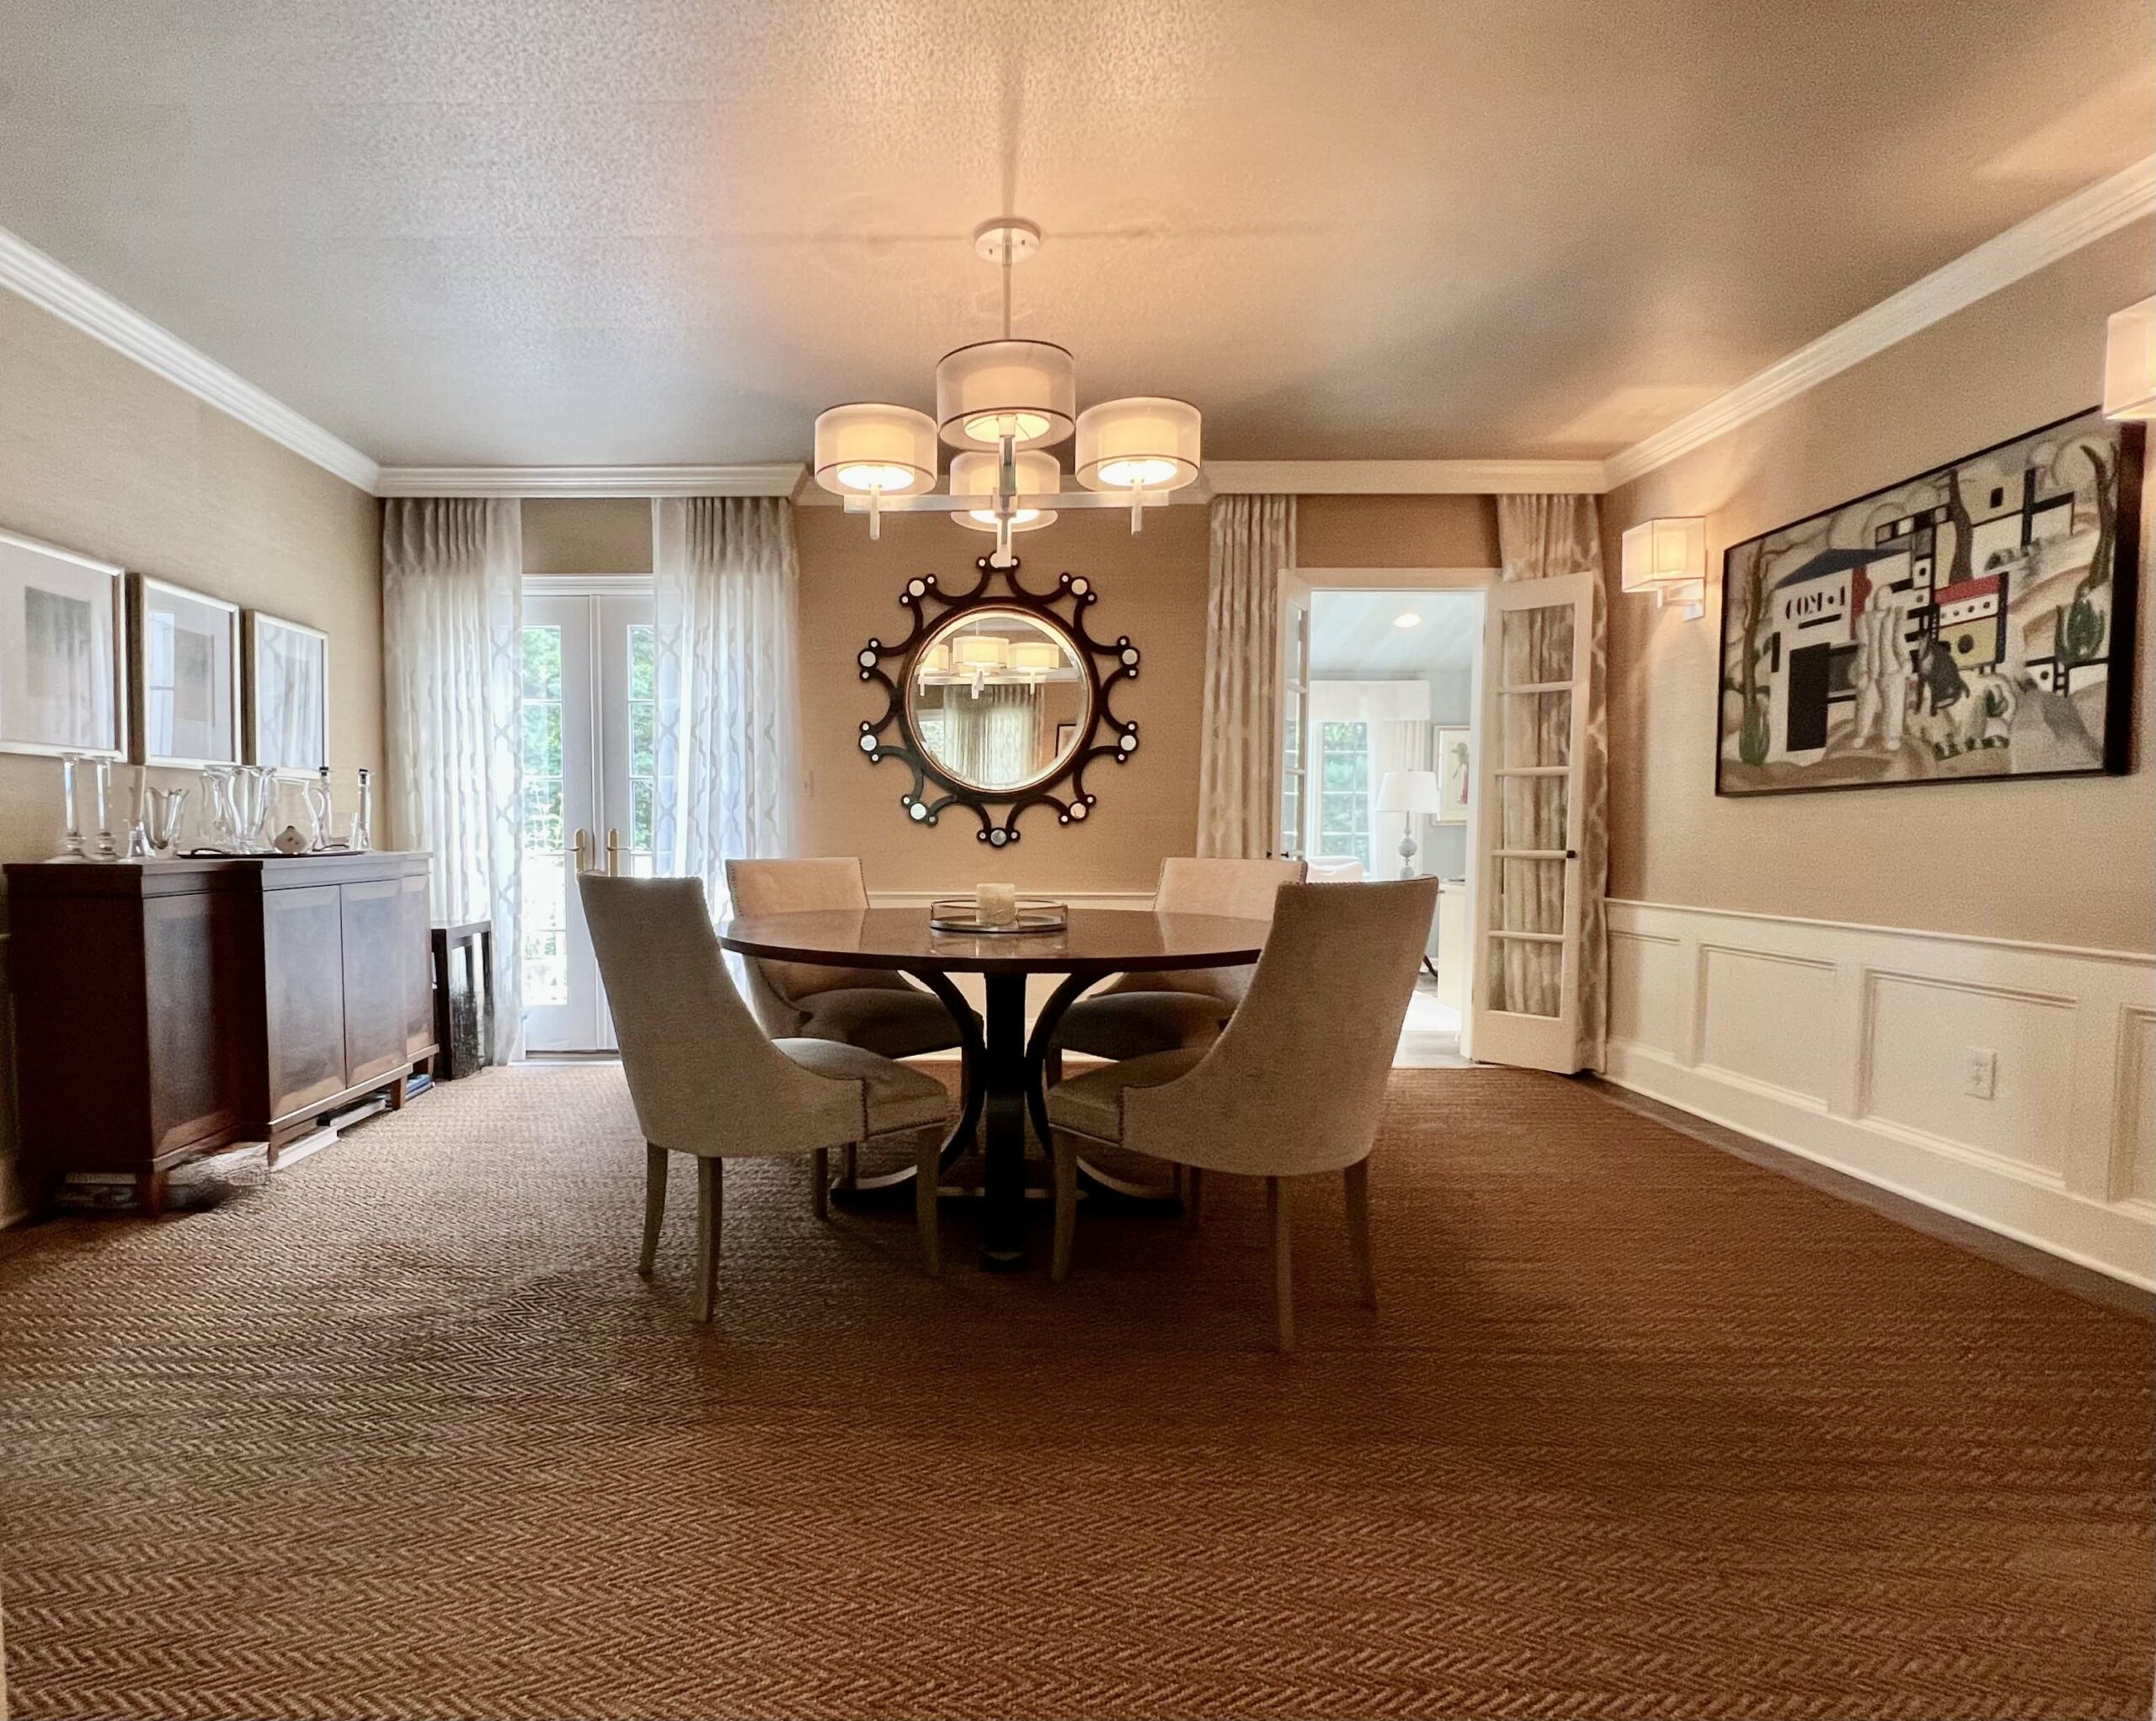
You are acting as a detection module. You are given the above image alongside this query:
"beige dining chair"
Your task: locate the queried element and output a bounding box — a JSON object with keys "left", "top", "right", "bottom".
{"left": 1051, "top": 856, "right": 1307, "bottom": 1064}
{"left": 724, "top": 858, "right": 963, "bottom": 1061}
{"left": 1043, "top": 876, "right": 1436, "bottom": 1350}
{"left": 579, "top": 873, "right": 951, "bottom": 1321}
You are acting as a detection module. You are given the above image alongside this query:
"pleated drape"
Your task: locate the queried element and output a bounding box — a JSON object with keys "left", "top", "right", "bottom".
{"left": 1495, "top": 493, "right": 1609, "bottom": 1074}
{"left": 1197, "top": 494, "right": 1294, "bottom": 858}
{"left": 650, "top": 497, "right": 800, "bottom": 914}
{"left": 382, "top": 497, "right": 524, "bottom": 1064}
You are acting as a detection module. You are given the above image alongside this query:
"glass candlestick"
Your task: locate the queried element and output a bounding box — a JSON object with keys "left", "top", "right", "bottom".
{"left": 57, "top": 754, "right": 85, "bottom": 858}
{"left": 350, "top": 767, "right": 373, "bottom": 852}
{"left": 89, "top": 760, "right": 118, "bottom": 860}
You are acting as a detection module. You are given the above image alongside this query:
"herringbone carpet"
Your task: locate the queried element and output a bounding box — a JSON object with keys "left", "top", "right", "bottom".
{"left": 0, "top": 1065, "right": 2148, "bottom": 1720}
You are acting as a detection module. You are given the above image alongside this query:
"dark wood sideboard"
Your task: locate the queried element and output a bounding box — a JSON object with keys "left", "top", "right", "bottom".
{"left": 5, "top": 852, "right": 438, "bottom": 1213}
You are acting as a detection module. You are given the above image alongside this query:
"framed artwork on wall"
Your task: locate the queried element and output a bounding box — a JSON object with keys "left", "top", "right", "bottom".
{"left": 1433, "top": 725, "right": 1470, "bottom": 823}
{"left": 1716, "top": 408, "right": 2143, "bottom": 796}
{"left": 132, "top": 575, "right": 241, "bottom": 768}
{"left": 245, "top": 610, "right": 329, "bottom": 774}
{"left": 0, "top": 528, "right": 127, "bottom": 759}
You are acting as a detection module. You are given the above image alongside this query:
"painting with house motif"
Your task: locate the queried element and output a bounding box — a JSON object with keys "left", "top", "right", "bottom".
{"left": 1716, "top": 409, "right": 2142, "bottom": 797}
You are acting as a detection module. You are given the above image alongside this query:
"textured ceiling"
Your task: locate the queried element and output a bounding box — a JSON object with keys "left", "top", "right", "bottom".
{"left": 1311, "top": 590, "right": 1481, "bottom": 678}
{"left": 0, "top": 0, "right": 2148, "bottom": 466}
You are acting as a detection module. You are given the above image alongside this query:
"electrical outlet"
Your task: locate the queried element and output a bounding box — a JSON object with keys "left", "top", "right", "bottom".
{"left": 1963, "top": 1047, "right": 1999, "bottom": 1101}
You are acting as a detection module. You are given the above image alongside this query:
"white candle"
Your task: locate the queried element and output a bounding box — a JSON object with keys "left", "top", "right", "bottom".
{"left": 976, "top": 882, "right": 1017, "bottom": 927}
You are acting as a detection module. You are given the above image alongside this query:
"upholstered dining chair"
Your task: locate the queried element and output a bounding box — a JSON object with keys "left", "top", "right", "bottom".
{"left": 724, "top": 858, "right": 963, "bottom": 1060}
{"left": 1051, "top": 856, "right": 1308, "bottom": 1065}
{"left": 579, "top": 873, "right": 950, "bottom": 1321}
{"left": 1043, "top": 876, "right": 1436, "bottom": 1350}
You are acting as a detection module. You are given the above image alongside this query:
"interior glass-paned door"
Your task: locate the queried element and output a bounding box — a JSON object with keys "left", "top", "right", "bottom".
{"left": 1277, "top": 569, "right": 1313, "bottom": 859}
{"left": 520, "top": 584, "right": 654, "bottom": 1053}
{"left": 1465, "top": 572, "right": 1591, "bottom": 1072}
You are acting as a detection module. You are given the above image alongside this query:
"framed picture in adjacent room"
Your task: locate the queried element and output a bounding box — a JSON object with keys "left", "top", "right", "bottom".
{"left": 0, "top": 528, "right": 127, "bottom": 759}
{"left": 245, "top": 610, "right": 329, "bottom": 774}
{"left": 132, "top": 575, "right": 241, "bottom": 768}
{"left": 1433, "top": 725, "right": 1471, "bottom": 823}
{"left": 1716, "top": 408, "right": 2143, "bottom": 796}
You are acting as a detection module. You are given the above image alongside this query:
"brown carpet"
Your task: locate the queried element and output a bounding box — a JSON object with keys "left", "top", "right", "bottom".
{"left": 0, "top": 1065, "right": 2148, "bottom": 1720}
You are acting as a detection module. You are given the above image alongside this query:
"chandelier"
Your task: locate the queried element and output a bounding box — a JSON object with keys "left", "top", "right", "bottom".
{"left": 812, "top": 217, "right": 1203, "bottom": 565}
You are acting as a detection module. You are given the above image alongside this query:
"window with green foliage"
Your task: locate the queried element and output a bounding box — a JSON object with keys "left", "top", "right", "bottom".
{"left": 1317, "top": 719, "right": 1371, "bottom": 871}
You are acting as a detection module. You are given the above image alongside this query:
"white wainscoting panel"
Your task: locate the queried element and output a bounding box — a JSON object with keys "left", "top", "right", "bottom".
{"left": 1606, "top": 899, "right": 2155, "bottom": 1289}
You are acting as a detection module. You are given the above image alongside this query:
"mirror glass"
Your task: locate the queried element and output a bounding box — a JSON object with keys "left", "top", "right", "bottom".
{"left": 906, "top": 606, "right": 1093, "bottom": 792}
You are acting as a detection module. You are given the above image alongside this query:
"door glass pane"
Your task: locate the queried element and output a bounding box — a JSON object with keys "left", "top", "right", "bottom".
{"left": 520, "top": 622, "right": 567, "bottom": 1007}
{"left": 625, "top": 623, "right": 657, "bottom": 870}
{"left": 1498, "top": 690, "right": 1572, "bottom": 767}
{"left": 1499, "top": 605, "right": 1574, "bottom": 686}
{"left": 1490, "top": 857, "right": 1566, "bottom": 935}
{"left": 1488, "top": 935, "right": 1563, "bottom": 1017}
{"left": 1498, "top": 774, "right": 1568, "bottom": 851}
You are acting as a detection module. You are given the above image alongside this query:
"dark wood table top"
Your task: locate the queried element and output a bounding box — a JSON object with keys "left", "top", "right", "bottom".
{"left": 718, "top": 907, "right": 1269, "bottom": 976}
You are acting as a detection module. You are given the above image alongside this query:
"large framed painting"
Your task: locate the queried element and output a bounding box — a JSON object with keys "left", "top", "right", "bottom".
{"left": 131, "top": 574, "right": 242, "bottom": 768}
{"left": 1716, "top": 409, "right": 2143, "bottom": 796}
{"left": 245, "top": 610, "right": 329, "bottom": 774}
{"left": 0, "top": 528, "right": 128, "bottom": 759}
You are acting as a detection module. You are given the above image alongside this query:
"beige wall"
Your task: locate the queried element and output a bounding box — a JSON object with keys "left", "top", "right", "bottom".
{"left": 0, "top": 289, "right": 383, "bottom": 1219}
{"left": 522, "top": 497, "right": 651, "bottom": 574}
{"left": 1602, "top": 221, "right": 2155, "bottom": 953}
{"left": 1297, "top": 493, "right": 1500, "bottom": 568}
{"left": 795, "top": 504, "right": 1209, "bottom": 893}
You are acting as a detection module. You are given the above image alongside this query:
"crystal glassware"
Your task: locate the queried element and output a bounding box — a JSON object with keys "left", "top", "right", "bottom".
{"left": 349, "top": 767, "right": 373, "bottom": 852}
{"left": 303, "top": 766, "right": 336, "bottom": 851}
{"left": 143, "top": 786, "right": 189, "bottom": 855}
{"left": 88, "top": 759, "right": 118, "bottom": 860}
{"left": 57, "top": 754, "right": 86, "bottom": 859}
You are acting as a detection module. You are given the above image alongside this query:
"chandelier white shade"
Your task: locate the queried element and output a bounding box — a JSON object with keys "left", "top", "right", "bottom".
{"left": 812, "top": 403, "right": 938, "bottom": 497}
{"left": 1008, "top": 639, "right": 1064, "bottom": 674}
{"left": 935, "top": 340, "right": 1077, "bottom": 450}
{"left": 952, "top": 632, "right": 1009, "bottom": 670}
{"left": 1075, "top": 396, "right": 1203, "bottom": 493}
{"left": 2103, "top": 296, "right": 2155, "bottom": 422}
{"left": 948, "top": 450, "right": 1061, "bottom": 531}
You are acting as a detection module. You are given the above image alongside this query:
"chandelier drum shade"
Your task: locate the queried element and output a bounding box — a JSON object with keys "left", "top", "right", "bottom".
{"left": 816, "top": 216, "right": 1204, "bottom": 564}
{"left": 949, "top": 450, "right": 1060, "bottom": 532}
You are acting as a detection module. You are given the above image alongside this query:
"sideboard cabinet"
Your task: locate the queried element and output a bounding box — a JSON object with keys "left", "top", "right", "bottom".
{"left": 5, "top": 852, "right": 437, "bottom": 1212}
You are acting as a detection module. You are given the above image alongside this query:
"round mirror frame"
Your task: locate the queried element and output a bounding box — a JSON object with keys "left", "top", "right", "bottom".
{"left": 855, "top": 555, "right": 1142, "bottom": 846}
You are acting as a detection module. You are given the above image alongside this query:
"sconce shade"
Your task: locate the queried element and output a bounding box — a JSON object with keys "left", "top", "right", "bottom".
{"left": 1620, "top": 516, "right": 1706, "bottom": 593}
{"left": 947, "top": 449, "right": 1061, "bottom": 532}
{"left": 2103, "top": 296, "right": 2155, "bottom": 422}
{"left": 1075, "top": 397, "right": 1203, "bottom": 493}
{"left": 813, "top": 404, "right": 938, "bottom": 497}
{"left": 1375, "top": 770, "right": 1444, "bottom": 816}
{"left": 935, "top": 340, "right": 1077, "bottom": 450}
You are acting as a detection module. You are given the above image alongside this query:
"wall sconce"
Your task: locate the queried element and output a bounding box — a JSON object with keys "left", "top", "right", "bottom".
{"left": 1620, "top": 516, "right": 1707, "bottom": 621}
{"left": 2103, "top": 296, "right": 2154, "bottom": 422}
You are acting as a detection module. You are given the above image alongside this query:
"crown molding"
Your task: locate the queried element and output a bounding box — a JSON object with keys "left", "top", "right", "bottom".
{"left": 1206, "top": 459, "right": 1608, "bottom": 494}
{"left": 373, "top": 463, "right": 808, "bottom": 498}
{"left": 0, "top": 222, "right": 381, "bottom": 493}
{"left": 1604, "top": 153, "right": 2156, "bottom": 491}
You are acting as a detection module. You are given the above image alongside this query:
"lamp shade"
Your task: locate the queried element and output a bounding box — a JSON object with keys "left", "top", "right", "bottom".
{"left": 1075, "top": 396, "right": 1203, "bottom": 493}
{"left": 813, "top": 403, "right": 938, "bottom": 497}
{"left": 2103, "top": 296, "right": 2155, "bottom": 422}
{"left": 952, "top": 632, "right": 1009, "bottom": 670}
{"left": 947, "top": 449, "right": 1061, "bottom": 532}
{"left": 934, "top": 340, "right": 1077, "bottom": 450}
{"left": 1375, "top": 770, "right": 1443, "bottom": 816}
{"left": 1620, "top": 516, "right": 1706, "bottom": 593}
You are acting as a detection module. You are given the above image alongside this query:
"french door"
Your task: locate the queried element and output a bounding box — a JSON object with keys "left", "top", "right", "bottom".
{"left": 520, "top": 584, "right": 656, "bottom": 1052}
{"left": 1276, "top": 567, "right": 1314, "bottom": 859}
{"left": 1465, "top": 573, "right": 1592, "bottom": 1072}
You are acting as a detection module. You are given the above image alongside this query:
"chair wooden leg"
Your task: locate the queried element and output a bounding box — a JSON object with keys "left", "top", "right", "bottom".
{"left": 841, "top": 1143, "right": 859, "bottom": 1189}
{"left": 639, "top": 1143, "right": 667, "bottom": 1276}
{"left": 1184, "top": 1165, "right": 1203, "bottom": 1228}
{"left": 1044, "top": 1046, "right": 1064, "bottom": 1086}
{"left": 696, "top": 1157, "right": 723, "bottom": 1324}
{"left": 1051, "top": 1134, "right": 1078, "bottom": 1282}
{"left": 1343, "top": 1157, "right": 1377, "bottom": 1310}
{"left": 1267, "top": 1175, "right": 1294, "bottom": 1352}
{"left": 811, "top": 1147, "right": 830, "bottom": 1220}
{"left": 914, "top": 1134, "right": 941, "bottom": 1276}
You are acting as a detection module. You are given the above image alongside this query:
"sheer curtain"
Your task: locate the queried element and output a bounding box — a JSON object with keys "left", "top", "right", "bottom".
{"left": 382, "top": 498, "right": 524, "bottom": 1064}
{"left": 1495, "top": 493, "right": 1609, "bottom": 1073}
{"left": 1197, "top": 494, "right": 1294, "bottom": 857}
{"left": 650, "top": 497, "right": 800, "bottom": 913}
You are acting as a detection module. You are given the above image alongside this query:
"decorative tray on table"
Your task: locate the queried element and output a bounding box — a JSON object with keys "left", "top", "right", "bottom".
{"left": 927, "top": 897, "right": 1070, "bottom": 935}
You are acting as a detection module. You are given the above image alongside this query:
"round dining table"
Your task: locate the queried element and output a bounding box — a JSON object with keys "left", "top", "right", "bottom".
{"left": 718, "top": 906, "right": 1271, "bottom": 1270}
